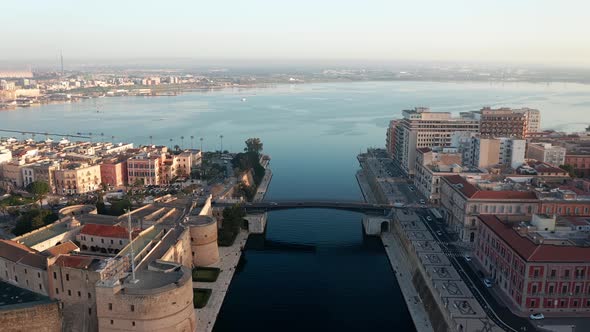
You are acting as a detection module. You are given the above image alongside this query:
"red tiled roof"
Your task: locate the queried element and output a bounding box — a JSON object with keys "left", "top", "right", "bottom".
{"left": 42, "top": 241, "right": 79, "bottom": 257}
{"left": 479, "top": 215, "right": 590, "bottom": 262}
{"left": 53, "top": 255, "right": 99, "bottom": 270}
{"left": 80, "top": 224, "right": 129, "bottom": 239}
{"left": 443, "top": 175, "right": 538, "bottom": 200}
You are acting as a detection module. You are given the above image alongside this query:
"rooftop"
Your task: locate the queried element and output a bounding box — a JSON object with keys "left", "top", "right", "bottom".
{"left": 121, "top": 263, "right": 190, "bottom": 295}
{"left": 444, "top": 175, "right": 537, "bottom": 200}
{"left": 16, "top": 221, "right": 71, "bottom": 247}
{"left": 80, "top": 224, "right": 131, "bottom": 239}
{"left": 53, "top": 255, "right": 104, "bottom": 271}
{"left": 0, "top": 281, "right": 53, "bottom": 309}
{"left": 479, "top": 215, "right": 590, "bottom": 262}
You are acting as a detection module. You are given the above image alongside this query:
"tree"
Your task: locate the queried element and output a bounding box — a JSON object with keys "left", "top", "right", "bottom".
{"left": 244, "top": 138, "right": 263, "bottom": 155}
{"left": 560, "top": 164, "right": 577, "bottom": 178}
{"left": 26, "top": 181, "right": 51, "bottom": 205}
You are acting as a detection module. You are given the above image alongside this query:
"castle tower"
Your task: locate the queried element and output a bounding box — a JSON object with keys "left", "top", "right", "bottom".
{"left": 188, "top": 215, "right": 219, "bottom": 267}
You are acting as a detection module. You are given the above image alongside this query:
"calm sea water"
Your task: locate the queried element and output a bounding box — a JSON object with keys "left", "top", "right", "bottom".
{"left": 2, "top": 81, "right": 590, "bottom": 331}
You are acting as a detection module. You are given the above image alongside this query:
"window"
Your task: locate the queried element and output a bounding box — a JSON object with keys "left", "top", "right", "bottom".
{"left": 548, "top": 285, "right": 554, "bottom": 294}
{"left": 130, "top": 305, "right": 135, "bottom": 312}
{"left": 110, "top": 320, "right": 114, "bottom": 325}
{"left": 132, "top": 321, "right": 136, "bottom": 326}
{"left": 78, "top": 291, "right": 81, "bottom": 297}
{"left": 88, "top": 293, "right": 92, "bottom": 299}
{"left": 24, "top": 268, "right": 27, "bottom": 274}
{"left": 109, "top": 303, "right": 112, "bottom": 310}
{"left": 101, "top": 239, "right": 104, "bottom": 244}
{"left": 56, "top": 288, "right": 59, "bottom": 294}
{"left": 68, "top": 290, "right": 71, "bottom": 296}
{"left": 562, "top": 285, "right": 568, "bottom": 294}
{"left": 15, "top": 276, "right": 18, "bottom": 282}
{"left": 53, "top": 272, "right": 57, "bottom": 279}
{"left": 89, "top": 308, "right": 92, "bottom": 315}
{"left": 66, "top": 274, "right": 69, "bottom": 281}
{"left": 37, "top": 272, "right": 40, "bottom": 278}
{"left": 119, "top": 240, "right": 123, "bottom": 245}
{"left": 39, "top": 284, "right": 42, "bottom": 290}
{"left": 111, "top": 239, "right": 114, "bottom": 244}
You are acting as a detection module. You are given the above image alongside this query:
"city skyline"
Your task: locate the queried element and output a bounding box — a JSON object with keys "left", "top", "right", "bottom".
{"left": 3, "top": 0, "right": 590, "bottom": 67}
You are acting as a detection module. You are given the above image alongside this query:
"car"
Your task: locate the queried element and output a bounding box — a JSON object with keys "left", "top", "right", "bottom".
{"left": 483, "top": 278, "right": 493, "bottom": 288}
{"left": 463, "top": 255, "right": 472, "bottom": 262}
{"left": 426, "top": 216, "right": 433, "bottom": 221}
{"left": 529, "top": 313, "right": 544, "bottom": 320}
{"left": 419, "top": 199, "right": 426, "bottom": 204}
{"left": 436, "top": 231, "right": 442, "bottom": 236}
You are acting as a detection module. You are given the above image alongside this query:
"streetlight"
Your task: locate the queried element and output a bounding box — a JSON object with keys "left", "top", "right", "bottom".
{"left": 149, "top": 135, "right": 153, "bottom": 146}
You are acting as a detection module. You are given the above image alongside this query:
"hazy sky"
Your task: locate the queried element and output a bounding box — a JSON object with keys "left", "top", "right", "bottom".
{"left": 3, "top": 0, "right": 590, "bottom": 67}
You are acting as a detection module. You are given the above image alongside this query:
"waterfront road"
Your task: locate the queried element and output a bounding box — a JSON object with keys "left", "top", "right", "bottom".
{"left": 414, "top": 208, "right": 536, "bottom": 332}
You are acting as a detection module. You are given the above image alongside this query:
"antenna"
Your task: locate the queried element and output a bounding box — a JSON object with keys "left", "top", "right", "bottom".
{"left": 127, "top": 209, "right": 138, "bottom": 283}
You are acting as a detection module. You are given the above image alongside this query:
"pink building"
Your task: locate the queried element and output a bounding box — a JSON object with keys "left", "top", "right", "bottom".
{"left": 100, "top": 156, "right": 128, "bottom": 188}
{"left": 475, "top": 214, "right": 590, "bottom": 314}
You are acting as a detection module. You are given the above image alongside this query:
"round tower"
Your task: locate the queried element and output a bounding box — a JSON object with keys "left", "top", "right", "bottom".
{"left": 188, "top": 215, "right": 219, "bottom": 267}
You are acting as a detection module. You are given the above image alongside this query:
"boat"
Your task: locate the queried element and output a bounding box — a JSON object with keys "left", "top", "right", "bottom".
{"left": 241, "top": 97, "right": 247, "bottom": 102}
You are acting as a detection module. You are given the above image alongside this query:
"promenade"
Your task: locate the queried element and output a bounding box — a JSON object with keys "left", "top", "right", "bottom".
{"left": 253, "top": 169, "right": 272, "bottom": 202}
{"left": 381, "top": 232, "right": 434, "bottom": 332}
{"left": 194, "top": 230, "right": 249, "bottom": 332}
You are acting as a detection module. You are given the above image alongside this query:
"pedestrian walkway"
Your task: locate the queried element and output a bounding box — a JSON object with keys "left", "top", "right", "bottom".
{"left": 381, "top": 232, "right": 434, "bottom": 332}
{"left": 254, "top": 169, "right": 272, "bottom": 202}
{"left": 194, "top": 230, "right": 249, "bottom": 332}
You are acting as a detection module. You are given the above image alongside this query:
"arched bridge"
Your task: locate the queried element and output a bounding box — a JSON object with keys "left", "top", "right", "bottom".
{"left": 214, "top": 200, "right": 396, "bottom": 215}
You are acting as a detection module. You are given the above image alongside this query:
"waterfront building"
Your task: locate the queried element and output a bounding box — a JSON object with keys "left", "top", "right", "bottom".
{"left": 54, "top": 162, "right": 101, "bottom": 195}
{"left": 475, "top": 214, "right": 590, "bottom": 314}
{"left": 473, "top": 107, "right": 540, "bottom": 138}
{"left": 386, "top": 120, "right": 400, "bottom": 157}
{"left": 413, "top": 147, "right": 484, "bottom": 204}
{"left": 440, "top": 175, "right": 539, "bottom": 242}
{"left": 391, "top": 107, "right": 480, "bottom": 176}
{"left": 463, "top": 136, "right": 526, "bottom": 169}
{"left": 527, "top": 143, "right": 567, "bottom": 167}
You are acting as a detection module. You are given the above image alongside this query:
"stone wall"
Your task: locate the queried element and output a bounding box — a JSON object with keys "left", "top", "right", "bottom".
{"left": 0, "top": 301, "right": 62, "bottom": 332}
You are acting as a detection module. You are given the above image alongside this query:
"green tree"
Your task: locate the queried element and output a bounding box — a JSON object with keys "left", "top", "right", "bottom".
{"left": 244, "top": 138, "right": 263, "bottom": 155}
{"left": 560, "top": 164, "right": 577, "bottom": 177}
{"left": 12, "top": 208, "right": 58, "bottom": 236}
{"left": 26, "top": 181, "right": 51, "bottom": 205}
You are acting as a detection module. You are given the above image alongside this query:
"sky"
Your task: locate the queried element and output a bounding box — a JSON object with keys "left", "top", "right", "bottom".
{"left": 2, "top": 0, "right": 590, "bottom": 67}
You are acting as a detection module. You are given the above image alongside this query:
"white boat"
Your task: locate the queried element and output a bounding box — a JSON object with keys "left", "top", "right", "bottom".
{"left": 241, "top": 97, "right": 247, "bottom": 102}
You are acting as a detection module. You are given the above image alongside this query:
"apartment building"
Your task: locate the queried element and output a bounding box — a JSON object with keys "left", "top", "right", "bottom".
{"left": 391, "top": 107, "right": 480, "bottom": 176}
{"left": 127, "top": 153, "right": 162, "bottom": 185}
{"left": 474, "top": 107, "right": 541, "bottom": 138}
{"left": 527, "top": 143, "right": 567, "bottom": 167}
{"left": 440, "top": 175, "right": 539, "bottom": 242}
{"left": 54, "top": 162, "right": 102, "bottom": 195}
{"left": 413, "top": 147, "right": 483, "bottom": 204}
{"left": 475, "top": 214, "right": 590, "bottom": 314}
{"left": 463, "top": 136, "right": 526, "bottom": 169}
{"left": 100, "top": 156, "right": 128, "bottom": 188}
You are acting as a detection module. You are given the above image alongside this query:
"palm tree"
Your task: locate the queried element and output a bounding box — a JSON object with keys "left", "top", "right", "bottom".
{"left": 190, "top": 136, "right": 194, "bottom": 149}
{"left": 149, "top": 135, "right": 153, "bottom": 146}
{"left": 111, "top": 135, "right": 115, "bottom": 143}
{"left": 100, "top": 132, "right": 104, "bottom": 142}
{"left": 180, "top": 136, "right": 184, "bottom": 150}
{"left": 199, "top": 137, "right": 203, "bottom": 152}
{"left": 219, "top": 134, "right": 224, "bottom": 154}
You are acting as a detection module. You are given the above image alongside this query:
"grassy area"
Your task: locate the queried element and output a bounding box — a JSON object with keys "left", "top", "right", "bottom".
{"left": 1, "top": 195, "right": 35, "bottom": 207}
{"left": 217, "top": 229, "right": 238, "bottom": 247}
{"left": 192, "top": 267, "right": 221, "bottom": 282}
{"left": 193, "top": 288, "right": 212, "bottom": 309}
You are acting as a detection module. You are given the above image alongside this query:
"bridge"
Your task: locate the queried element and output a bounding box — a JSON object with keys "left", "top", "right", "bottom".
{"left": 213, "top": 200, "right": 397, "bottom": 215}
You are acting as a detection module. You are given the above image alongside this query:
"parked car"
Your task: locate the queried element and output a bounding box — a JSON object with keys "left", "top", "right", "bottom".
{"left": 426, "top": 216, "right": 433, "bottom": 221}
{"left": 463, "top": 255, "right": 472, "bottom": 262}
{"left": 419, "top": 199, "right": 426, "bottom": 204}
{"left": 483, "top": 278, "right": 493, "bottom": 288}
{"left": 529, "top": 313, "right": 544, "bottom": 320}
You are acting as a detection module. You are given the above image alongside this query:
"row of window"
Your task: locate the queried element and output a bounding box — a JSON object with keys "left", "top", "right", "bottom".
{"left": 80, "top": 236, "right": 124, "bottom": 245}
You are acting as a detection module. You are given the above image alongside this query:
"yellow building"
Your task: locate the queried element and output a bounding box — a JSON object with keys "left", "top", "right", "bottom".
{"left": 54, "top": 162, "right": 102, "bottom": 195}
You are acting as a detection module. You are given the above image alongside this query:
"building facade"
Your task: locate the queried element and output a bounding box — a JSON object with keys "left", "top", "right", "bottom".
{"left": 440, "top": 175, "right": 539, "bottom": 242}
{"left": 127, "top": 153, "right": 162, "bottom": 185}
{"left": 527, "top": 143, "right": 566, "bottom": 167}
{"left": 54, "top": 163, "right": 102, "bottom": 195}
{"left": 391, "top": 107, "right": 479, "bottom": 176}
{"left": 475, "top": 214, "right": 590, "bottom": 314}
